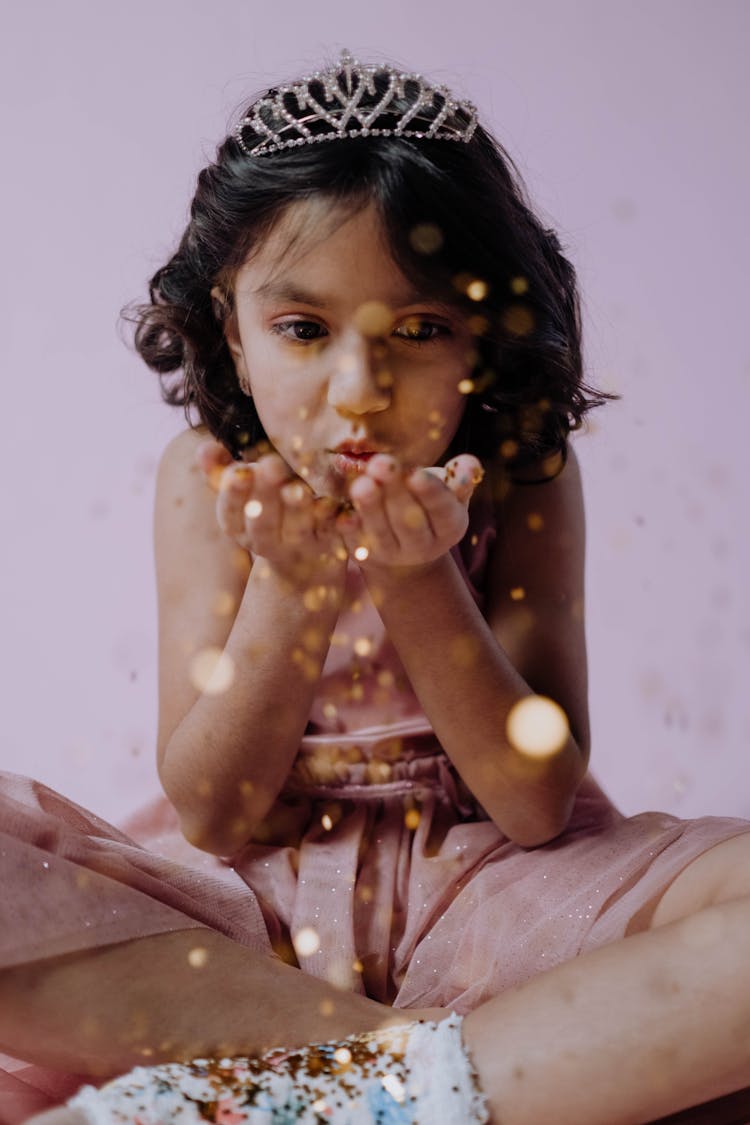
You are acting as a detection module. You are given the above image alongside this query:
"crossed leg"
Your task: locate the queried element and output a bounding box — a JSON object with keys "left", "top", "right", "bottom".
{"left": 12, "top": 832, "right": 750, "bottom": 1125}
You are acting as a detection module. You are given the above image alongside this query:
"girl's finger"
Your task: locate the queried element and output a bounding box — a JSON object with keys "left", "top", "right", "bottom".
{"left": 245, "top": 455, "right": 294, "bottom": 552}
{"left": 215, "top": 464, "right": 255, "bottom": 540}
{"left": 195, "top": 439, "right": 234, "bottom": 491}
{"left": 440, "top": 455, "right": 485, "bottom": 504}
{"left": 348, "top": 474, "right": 399, "bottom": 554}
{"left": 279, "top": 480, "right": 316, "bottom": 546}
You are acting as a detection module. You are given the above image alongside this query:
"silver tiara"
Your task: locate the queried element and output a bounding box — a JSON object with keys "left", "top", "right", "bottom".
{"left": 235, "top": 50, "right": 478, "bottom": 157}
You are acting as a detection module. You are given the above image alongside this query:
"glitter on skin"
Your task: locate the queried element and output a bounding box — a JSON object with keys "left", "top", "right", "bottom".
{"left": 189, "top": 647, "right": 235, "bottom": 694}
{"left": 353, "top": 300, "right": 393, "bottom": 337}
{"left": 293, "top": 927, "right": 321, "bottom": 958}
{"left": 506, "top": 696, "right": 569, "bottom": 759}
{"left": 212, "top": 590, "right": 236, "bottom": 617}
{"left": 187, "top": 947, "right": 209, "bottom": 968}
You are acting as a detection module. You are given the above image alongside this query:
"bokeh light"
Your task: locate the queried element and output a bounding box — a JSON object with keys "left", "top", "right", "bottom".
{"left": 506, "top": 696, "right": 569, "bottom": 759}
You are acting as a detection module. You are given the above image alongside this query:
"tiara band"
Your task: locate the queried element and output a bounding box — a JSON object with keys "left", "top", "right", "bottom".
{"left": 235, "top": 50, "right": 478, "bottom": 157}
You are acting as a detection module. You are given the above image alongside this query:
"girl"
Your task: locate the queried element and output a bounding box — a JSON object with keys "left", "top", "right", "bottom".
{"left": 3, "top": 50, "right": 750, "bottom": 1125}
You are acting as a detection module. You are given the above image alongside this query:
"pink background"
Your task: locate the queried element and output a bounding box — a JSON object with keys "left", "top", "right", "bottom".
{"left": 1, "top": 1, "right": 748, "bottom": 825}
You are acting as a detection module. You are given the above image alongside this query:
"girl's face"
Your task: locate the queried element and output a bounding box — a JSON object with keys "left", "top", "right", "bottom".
{"left": 220, "top": 199, "right": 473, "bottom": 499}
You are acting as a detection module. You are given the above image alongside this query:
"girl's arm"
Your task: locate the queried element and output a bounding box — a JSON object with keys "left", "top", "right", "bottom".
{"left": 352, "top": 448, "right": 589, "bottom": 848}
{"left": 154, "top": 428, "right": 345, "bottom": 856}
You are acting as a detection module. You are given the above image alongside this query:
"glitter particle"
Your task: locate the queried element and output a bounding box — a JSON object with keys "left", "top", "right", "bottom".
{"left": 409, "top": 222, "right": 443, "bottom": 254}
{"left": 353, "top": 301, "right": 392, "bottom": 337}
{"left": 245, "top": 499, "right": 263, "bottom": 519}
{"left": 510, "top": 586, "right": 526, "bottom": 601}
{"left": 189, "top": 647, "right": 235, "bottom": 695}
{"left": 458, "top": 378, "right": 475, "bottom": 394}
{"left": 321, "top": 814, "right": 334, "bottom": 831}
{"left": 506, "top": 696, "right": 569, "bottom": 759}
{"left": 293, "top": 926, "right": 321, "bottom": 958}
{"left": 187, "top": 946, "right": 209, "bottom": 968}
{"left": 466, "top": 279, "right": 489, "bottom": 301}
{"left": 354, "top": 546, "right": 370, "bottom": 561}
{"left": 527, "top": 512, "right": 544, "bottom": 532}
{"left": 404, "top": 808, "right": 421, "bottom": 830}
{"left": 353, "top": 636, "right": 373, "bottom": 657}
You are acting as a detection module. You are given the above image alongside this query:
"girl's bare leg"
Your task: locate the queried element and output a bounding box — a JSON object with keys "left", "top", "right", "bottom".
{"left": 0, "top": 929, "right": 423, "bottom": 1079}
{"left": 464, "top": 833, "right": 750, "bottom": 1125}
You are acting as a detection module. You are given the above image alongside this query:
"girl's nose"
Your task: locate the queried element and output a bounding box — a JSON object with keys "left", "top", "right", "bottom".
{"left": 327, "top": 336, "right": 391, "bottom": 416}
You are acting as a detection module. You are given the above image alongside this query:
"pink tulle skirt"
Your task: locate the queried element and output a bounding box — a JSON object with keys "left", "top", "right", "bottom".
{"left": 1, "top": 763, "right": 748, "bottom": 1124}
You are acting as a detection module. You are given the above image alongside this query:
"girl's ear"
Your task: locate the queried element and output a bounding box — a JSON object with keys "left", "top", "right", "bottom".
{"left": 210, "top": 285, "right": 251, "bottom": 394}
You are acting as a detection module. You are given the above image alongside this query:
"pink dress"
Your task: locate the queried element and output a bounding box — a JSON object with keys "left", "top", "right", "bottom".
{"left": 1, "top": 496, "right": 748, "bottom": 1122}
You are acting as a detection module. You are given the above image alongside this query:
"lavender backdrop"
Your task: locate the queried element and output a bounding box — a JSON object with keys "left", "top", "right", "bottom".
{"left": 1, "top": 0, "right": 748, "bottom": 824}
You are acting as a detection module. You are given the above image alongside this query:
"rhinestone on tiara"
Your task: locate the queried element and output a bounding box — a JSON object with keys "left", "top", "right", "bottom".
{"left": 235, "top": 50, "right": 478, "bottom": 157}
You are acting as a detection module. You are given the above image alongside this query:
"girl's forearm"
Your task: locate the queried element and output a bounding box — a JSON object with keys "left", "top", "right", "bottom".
{"left": 160, "top": 560, "right": 346, "bottom": 855}
{"left": 363, "top": 553, "right": 587, "bottom": 846}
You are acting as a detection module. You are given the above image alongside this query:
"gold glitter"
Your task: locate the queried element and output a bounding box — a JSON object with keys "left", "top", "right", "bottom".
{"left": 351, "top": 599, "right": 363, "bottom": 614}
{"left": 409, "top": 222, "right": 443, "bottom": 254}
{"left": 319, "top": 999, "right": 335, "bottom": 1016}
{"left": 245, "top": 499, "right": 263, "bottom": 519}
{"left": 468, "top": 314, "right": 489, "bottom": 335}
{"left": 403, "top": 504, "right": 427, "bottom": 530}
{"left": 470, "top": 534, "right": 479, "bottom": 547}
{"left": 186, "top": 945, "right": 208, "bottom": 972}
{"left": 367, "top": 761, "right": 392, "bottom": 783}
{"left": 377, "top": 669, "right": 395, "bottom": 688}
{"left": 510, "top": 586, "right": 526, "bottom": 601}
{"left": 299, "top": 466, "right": 310, "bottom": 478}
{"left": 510, "top": 276, "right": 529, "bottom": 295}
{"left": 231, "top": 548, "right": 252, "bottom": 577}
{"left": 354, "top": 546, "right": 370, "bottom": 561}
{"left": 506, "top": 696, "right": 569, "bottom": 759}
{"left": 428, "top": 427, "right": 441, "bottom": 440}
{"left": 239, "top": 779, "right": 254, "bottom": 798}
{"left": 189, "top": 647, "right": 235, "bottom": 695}
{"left": 449, "top": 633, "right": 480, "bottom": 668}
{"left": 404, "top": 808, "right": 421, "bottom": 830}
{"left": 350, "top": 683, "right": 365, "bottom": 701}
{"left": 502, "top": 303, "right": 535, "bottom": 336}
{"left": 376, "top": 369, "right": 394, "bottom": 388}
{"left": 322, "top": 702, "right": 338, "bottom": 719}
{"left": 358, "top": 884, "right": 374, "bottom": 903}
{"left": 353, "top": 636, "right": 373, "bottom": 657}
{"left": 458, "top": 378, "right": 474, "bottom": 394}
{"left": 321, "top": 814, "right": 334, "bottom": 831}
{"left": 76, "top": 870, "right": 91, "bottom": 890}
{"left": 303, "top": 627, "right": 323, "bottom": 653}
{"left": 466, "top": 279, "right": 489, "bottom": 301}
{"left": 212, "top": 589, "right": 236, "bottom": 617}
{"left": 298, "top": 406, "right": 309, "bottom": 420}
{"left": 195, "top": 778, "right": 212, "bottom": 798}
{"left": 291, "top": 435, "right": 304, "bottom": 452}
{"left": 334, "top": 1047, "right": 352, "bottom": 1066}
{"left": 353, "top": 301, "right": 392, "bottom": 337}
{"left": 527, "top": 512, "right": 544, "bottom": 532}
{"left": 293, "top": 927, "right": 321, "bottom": 958}
{"left": 428, "top": 410, "right": 443, "bottom": 424}
{"left": 312, "top": 1099, "right": 328, "bottom": 1114}
{"left": 352, "top": 958, "right": 364, "bottom": 973}
{"left": 500, "top": 439, "right": 520, "bottom": 460}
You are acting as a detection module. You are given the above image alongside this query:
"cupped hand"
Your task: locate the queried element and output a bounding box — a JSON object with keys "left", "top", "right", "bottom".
{"left": 336, "top": 453, "right": 484, "bottom": 571}
{"left": 195, "top": 440, "right": 346, "bottom": 584}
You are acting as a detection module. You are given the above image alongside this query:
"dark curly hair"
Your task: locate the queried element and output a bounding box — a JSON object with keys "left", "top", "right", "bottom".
{"left": 124, "top": 56, "right": 617, "bottom": 480}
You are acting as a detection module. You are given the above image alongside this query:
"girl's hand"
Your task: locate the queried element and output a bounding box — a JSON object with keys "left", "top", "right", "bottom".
{"left": 336, "top": 453, "right": 484, "bottom": 572}
{"left": 195, "top": 440, "right": 346, "bottom": 584}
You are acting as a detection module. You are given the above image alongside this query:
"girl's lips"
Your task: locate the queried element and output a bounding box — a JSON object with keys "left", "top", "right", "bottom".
{"left": 331, "top": 450, "right": 377, "bottom": 474}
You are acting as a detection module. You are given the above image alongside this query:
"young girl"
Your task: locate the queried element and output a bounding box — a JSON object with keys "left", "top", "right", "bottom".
{"left": 3, "top": 50, "right": 750, "bottom": 1125}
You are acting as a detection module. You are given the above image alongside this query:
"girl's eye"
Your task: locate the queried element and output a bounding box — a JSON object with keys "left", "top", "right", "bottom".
{"left": 272, "top": 319, "right": 328, "bottom": 342}
{"left": 394, "top": 319, "right": 450, "bottom": 342}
